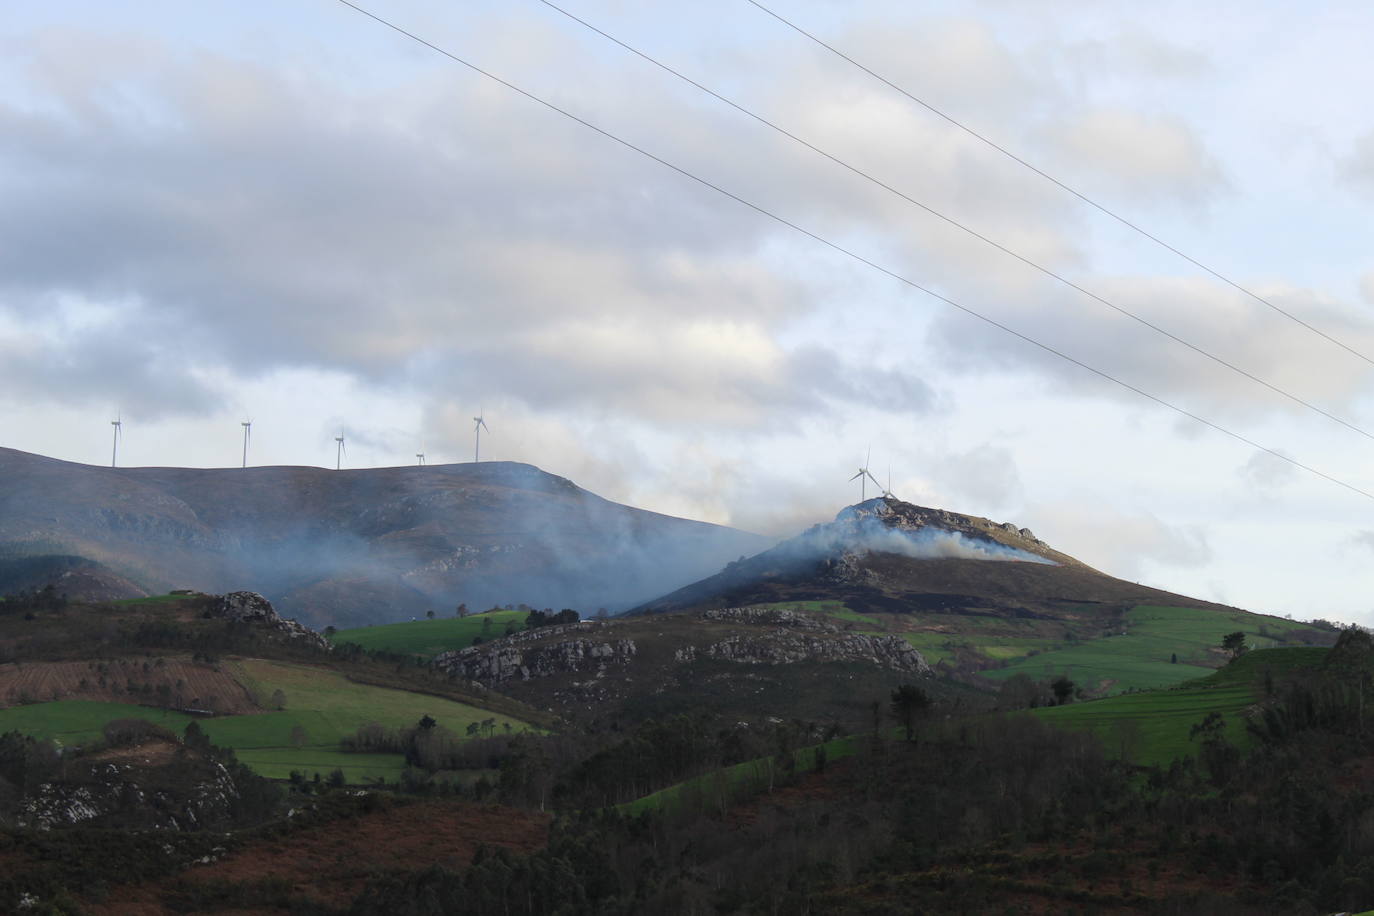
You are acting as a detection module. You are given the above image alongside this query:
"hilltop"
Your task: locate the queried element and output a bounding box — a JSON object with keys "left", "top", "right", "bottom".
{"left": 0, "top": 447, "right": 771, "bottom": 627}
{"left": 636, "top": 496, "right": 1229, "bottom": 619}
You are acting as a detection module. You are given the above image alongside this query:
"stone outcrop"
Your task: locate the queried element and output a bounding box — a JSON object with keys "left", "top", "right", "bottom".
{"left": 435, "top": 626, "right": 637, "bottom": 684}
{"left": 700, "top": 606, "right": 837, "bottom": 630}
{"left": 205, "top": 591, "right": 330, "bottom": 651}
{"left": 18, "top": 757, "right": 240, "bottom": 831}
{"left": 439, "top": 606, "right": 930, "bottom": 688}
{"left": 679, "top": 630, "right": 930, "bottom": 674}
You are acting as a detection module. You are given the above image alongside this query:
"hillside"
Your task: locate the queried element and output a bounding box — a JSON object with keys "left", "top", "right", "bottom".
{"left": 0, "top": 447, "right": 771, "bottom": 627}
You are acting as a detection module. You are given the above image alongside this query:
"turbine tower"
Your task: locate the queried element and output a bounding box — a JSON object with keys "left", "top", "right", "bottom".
{"left": 240, "top": 420, "right": 252, "bottom": 469}
{"left": 848, "top": 446, "right": 872, "bottom": 500}
{"left": 110, "top": 414, "right": 122, "bottom": 468}
{"left": 335, "top": 431, "right": 346, "bottom": 471}
{"left": 473, "top": 413, "right": 489, "bottom": 462}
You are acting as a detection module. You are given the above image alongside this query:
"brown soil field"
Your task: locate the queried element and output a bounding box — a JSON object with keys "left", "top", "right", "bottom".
{"left": 84, "top": 799, "right": 551, "bottom": 915}
{"left": 0, "top": 656, "right": 260, "bottom": 714}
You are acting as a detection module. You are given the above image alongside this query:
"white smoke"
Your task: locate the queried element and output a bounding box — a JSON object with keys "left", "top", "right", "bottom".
{"left": 786, "top": 502, "right": 1056, "bottom": 565}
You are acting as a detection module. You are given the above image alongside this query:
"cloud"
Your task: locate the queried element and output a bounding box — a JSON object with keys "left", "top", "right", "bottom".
{"left": 1352, "top": 531, "right": 1374, "bottom": 554}
{"left": 1342, "top": 131, "right": 1374, "bottom": 194}
{"left": 1240, "top": 449, "right": 1297, "bottom": 490}
{"left": 1361, "top": 273, "right": 1374, "bottom": 306}
{"left": 928, "top": 274, "right": 1374, "bottom": 422}
{"left": 1039, "top": 108, "right": 1225, "bottom": 204}
{"left": 1022, "top": 503, "right": 1212, "bottom": 579}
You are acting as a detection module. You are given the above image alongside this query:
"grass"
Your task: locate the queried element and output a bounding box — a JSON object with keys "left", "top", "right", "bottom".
{"left": 979, "top": 605, "right": 1313, "bottom": 694}
{"left": 1033, "top": 646, "right": 1330, "bottom": 766}
{"left": 1034, "top": 685, "right": 1256, "bottom": 766}
{"left": 331, "top": 610, "right": 528, "bottom": 658}
{"left": 109, "top": 594, "right": 191, "bottom": 606}
{"left": 620, "top": 735, "right": 862, "bottom": 816}
{"left": 0, "top": 658, "right": 536, "bottom": 784}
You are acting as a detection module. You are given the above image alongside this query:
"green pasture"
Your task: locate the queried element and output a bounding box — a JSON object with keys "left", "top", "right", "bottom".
{"left": 1034, "top": 685, "right": 1256, "bottom": 766}
{"left": 0, "top": 658, "right": 533, "bottom": 784}
{"left": 980, "top": 605, "right": 1308, "bottom": 694}
{"left": 331, "top": 610, "right": 528, "bottom": 658}
{"left": 1033, "top": 646, "right": 1330, "bottom": 766}
{"left": 620, "top": 736, "right": 861, "bottom": 817}
{"left": 0, "top": 700, "right": 195, "bottom": 745}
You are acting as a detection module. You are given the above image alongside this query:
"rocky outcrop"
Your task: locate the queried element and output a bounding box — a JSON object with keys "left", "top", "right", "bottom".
{"left": 435, "top": 628, "right": 637, "bottom": 684}
{"left": 205, "top": 591, "right": 330, "bottom": 651}
{"left": 18, "top": 757, "right": 240, "bottom": 831}
{"left": 439, "top": 607, "right": 930, "bottom": 688}
{"left": 680, "top": 632, "right": 930, "bottom": 674}
{"left": 700, "top": 606, "right": 837, "bottom": 630}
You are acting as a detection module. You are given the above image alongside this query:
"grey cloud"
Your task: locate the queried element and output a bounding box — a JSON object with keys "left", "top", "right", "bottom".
{"left": 928, "top": 445, "right": 1024, "bottom": 511}
{"left": 1342, "top": 132, "right": 1374, "bottom": 194}
{"left": 1037, "top": 108, "right": 1226, "bottom": 205}
{"left": 1023, "top": 503, "right": 1212, "bottom": 578}
{"left": 1240, "top": 449, "right": 1296, "bottom": 490}
{"left": 927, "top": 274, "right": 1374, "bottom": 421}
{"left": 1353, "top": 531, "right": 1374, "bottom": 554}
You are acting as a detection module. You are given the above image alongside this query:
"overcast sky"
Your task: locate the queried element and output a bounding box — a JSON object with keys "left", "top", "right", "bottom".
{"left": 4, "top": 0, "right": 1373, "bottom": 623}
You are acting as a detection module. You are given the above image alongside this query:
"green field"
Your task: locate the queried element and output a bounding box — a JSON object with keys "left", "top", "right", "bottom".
{"left": 0, "top": 658, "right": 534, "bottom": 784}
{"left": 1033, "top": 646, "right": 1329, "bottom": 766}
{"left": 332, "top": 610, "right": 528, "bottom": 658}
{"left": 980, "top": 605, "right": 1311, "bottom": 694}
{"left": 620, "top": 736, "right": 861, "bottom": 816}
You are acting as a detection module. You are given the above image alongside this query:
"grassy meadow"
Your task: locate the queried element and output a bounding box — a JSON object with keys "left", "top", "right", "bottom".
{"left": 0, "top": 658, "right": 533, "bottom": 783}
{"left": 1032, "top": 646, "right": 1329, "bottom": 765}
{"left": 331, "top": 609, "right": 528, "bottom": 658}
{"left": 979, "top": 605, "right": 1312, "bottom": 694}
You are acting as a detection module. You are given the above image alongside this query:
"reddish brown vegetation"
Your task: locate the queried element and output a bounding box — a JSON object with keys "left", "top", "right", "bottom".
{"left": 85, "top": 799, "right": 551, "bottom": 915}
{"left": 0, "top": 657, "right": 259, "bottom": 714}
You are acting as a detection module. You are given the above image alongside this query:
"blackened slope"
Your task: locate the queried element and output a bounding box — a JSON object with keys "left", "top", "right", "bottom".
{"left": 635, "top": 497, "right": 1233, "bottom": 620}
{"left": 0, "top": 448, "right": 771, "bottom": 626}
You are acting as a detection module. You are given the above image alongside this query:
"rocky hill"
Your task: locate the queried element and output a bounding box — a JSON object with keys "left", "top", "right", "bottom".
{"left": 0, "top": 448, "right": 771, "bottom": 627}
{"left": 433, "top": 605, "right": 933, "bottom": 728}
{"left": 635, "top": 496, "right": 1231, "bottom": 621}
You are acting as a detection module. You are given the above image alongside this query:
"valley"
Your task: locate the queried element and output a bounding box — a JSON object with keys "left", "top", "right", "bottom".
{"left": 0, "top": 485, "right": 1362, "bottom": 914}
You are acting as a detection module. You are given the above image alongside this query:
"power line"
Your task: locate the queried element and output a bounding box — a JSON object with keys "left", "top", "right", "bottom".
{"left": 534, "top": 0, "right": 1374, "bottom": 445}
{"left": 331, "top": 0, "right": 1374, "bottom": 504}
{"left": 743, "top": 0, "right": 1374, "bottom": 369}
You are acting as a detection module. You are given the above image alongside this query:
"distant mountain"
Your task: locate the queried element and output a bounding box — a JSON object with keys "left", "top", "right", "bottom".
{"left": 0, "top": 448, "right": 771, "bottom": 626}
{"left": 634, "top": 496, "right": 1232, "bottom": 620}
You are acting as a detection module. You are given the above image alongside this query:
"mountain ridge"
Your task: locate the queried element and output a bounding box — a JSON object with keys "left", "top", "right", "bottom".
{"left": 0, "top": 447, "right": 771, "bottom": 626}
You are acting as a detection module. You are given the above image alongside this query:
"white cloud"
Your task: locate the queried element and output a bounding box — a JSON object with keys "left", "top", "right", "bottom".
{"left": 1040, "top": 108, "right": 1224, "bottom": 204}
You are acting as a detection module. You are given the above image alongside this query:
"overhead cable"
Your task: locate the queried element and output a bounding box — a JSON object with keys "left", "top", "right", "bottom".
{"left": 535, "top": 0, "right": 1374, "bottom": 445}
{"left": 743, "top": 0, "right": 1374, "bottom": 369}
{"left": 331, "top": 0, "right": 1374, "bottom": 504}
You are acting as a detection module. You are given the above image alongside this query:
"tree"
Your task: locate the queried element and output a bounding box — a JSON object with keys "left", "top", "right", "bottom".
{"left": 323, "top": 625, "right": 337, "bottom": 639}
{"left": 457, "top": 603, "right": 469, "bottom": 618}
{"left": 1170, "top": 652, "right": 1178, "bottom": 664}
{"left": 889, "top": 684, "right": 930, "bottom": 742}
{"left": 1222, "top": 631, "right": 1248, "bottom": 660}
{"left": 1051, "top": 676, "right": 1075, "bottom": 706}
{"left": 419, "top": 715, "right": 438, "bottom": 731}
{"left": 426, "top": 610, "right": 436, "bottom": 620}
{"left": 270, "top": 689, "right": 287, "bottom": 710}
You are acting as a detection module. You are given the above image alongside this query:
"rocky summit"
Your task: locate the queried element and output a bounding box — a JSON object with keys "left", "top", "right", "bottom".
{"left": 634, "top": 496, "right": 1230, "bottom": 621}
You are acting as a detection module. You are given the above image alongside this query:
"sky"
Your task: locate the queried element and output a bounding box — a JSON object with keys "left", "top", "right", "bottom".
{"left": 3, "top": 0, "right": 1373, "bottom": 623}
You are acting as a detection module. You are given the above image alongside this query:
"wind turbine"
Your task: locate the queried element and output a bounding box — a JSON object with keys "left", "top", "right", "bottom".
{"left": 472, "top": 412, "right": 489, "bottom": 462}
{"left": 848, "top": 446, "right": 872, "bottom": 500}
{"left": 240, "top": 420, "right": 252, "bottom": 469}
{"left": 416, "top": 447, "right": 426, "bottom": 466}
{"left": 335, "top": 431, "right": 346, "bottom": 471}
{"left": 110, "top": 413, "right": 122, "bottom": 468}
